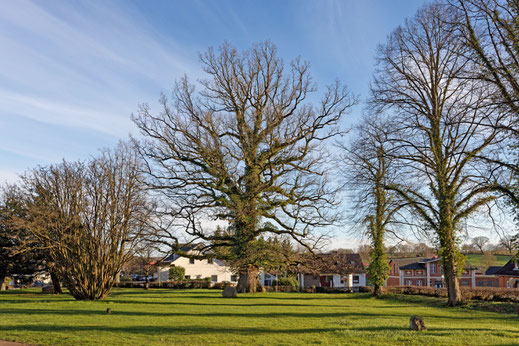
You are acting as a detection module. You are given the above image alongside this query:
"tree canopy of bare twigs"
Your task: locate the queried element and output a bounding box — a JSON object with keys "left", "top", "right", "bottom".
{"left": 132, "top": 41, "right": 357, "bottom": 292}
{"left": 370, "top": 3, "right": 506, "bottom": 306}
{"left": 339, "top": 115, "right": 404, "bottom": 297}
{"left": 451, "top": 0, "right": 519, "bottom": 213}
{"left": 0, "top": 189, "right": 46, "bottom": 290}
{"left": 471, "top": 235, "right": 490, "bottom": 253}
{"left": 10, "top": 143, "right": 151, "bottom": 300}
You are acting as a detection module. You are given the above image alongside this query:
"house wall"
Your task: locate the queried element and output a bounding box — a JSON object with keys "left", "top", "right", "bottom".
{"left": 259, "top": 273, "right": 277, "bottom": 286}
{"left": 301, "top": 274, "right": 320, "bottom": 288}
{"left": 156, "top": 257, "right": 235, "bottom": 283}
{"left": 475, "top": 276, "right": 499, "bottom": 287}
{"left": 300, "top": 273, "right": 366, "bottom": 288}
{"left": 498, "top": 276, "right": 519, "bottom": 288}
{"left": 386, "top": 276, "right": 400, "bottom": 287}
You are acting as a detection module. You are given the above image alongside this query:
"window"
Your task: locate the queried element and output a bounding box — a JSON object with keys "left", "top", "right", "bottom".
{"left": 211, "top": 275, "right": 218, "bottom": 282}
{"left": 461, "top": 280, "right": 469, "bottom": 286}
{"left": 430, "top": 264, "right": 437, "bottom": 274}
{"left": 231, "top": 275, "right": 237, "bottom": 282}
{"left": 477, "top": 281, "right": 484, "bottom": 287}
{"left": 207, "top": 258, "right": 213, "bottom": 264}
{"left": 406, "top": 280, "right": 412, "bottom": 285}
{"left": 416, "top": 270, "right": 423, "bottom": 276}
{"left": 405, "top": 271, "right": 412, "bottom": 276}
{"left": 185, "top": 275, "right": 191, "bottom": 280}
{"left": 189, "top": 258, "right": 195, "bottom": 264}
{"left": 353, "top": 276, "right": 359, "bottom": 284}
{"left": 196, "top": 275, "right": 201, "bottom": 279}
{"left": 417, "top": 280, "right": 422, "bottom": 286}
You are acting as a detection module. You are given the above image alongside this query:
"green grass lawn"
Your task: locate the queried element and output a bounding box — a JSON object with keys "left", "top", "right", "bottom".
{"left": 1, "top": 288, "right": 519, "bottom": 345}
{"left": 466, "top": 254, "right": 512, "bottom": 270}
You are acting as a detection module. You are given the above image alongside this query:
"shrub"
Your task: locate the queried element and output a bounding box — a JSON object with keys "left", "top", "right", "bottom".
{"left": 387, "top": 286, "right": 519, "bottom": 302}
{"left": 168, "top": 266, "right": 185, "bottom": 281}
{"left": 273, "top": 276, "right": 299, "bottom": 289}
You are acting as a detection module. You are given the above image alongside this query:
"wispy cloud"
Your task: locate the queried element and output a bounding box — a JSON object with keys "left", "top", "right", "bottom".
{"left": 0, "top": 0, "right": 202, "bottom": 182}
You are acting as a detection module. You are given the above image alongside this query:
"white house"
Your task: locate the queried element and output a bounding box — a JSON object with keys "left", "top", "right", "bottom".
{"left": 298, "top": 252, "right": 367, "bottom": 290}
{"left": 155, "top": 244, "right": 236, "bottom": 284}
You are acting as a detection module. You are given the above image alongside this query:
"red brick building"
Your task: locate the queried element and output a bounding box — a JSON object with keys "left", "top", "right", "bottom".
{"left": 494, "top": 257, "right": 519, "bottom": 288}
{"left": 387, "top": 256, "right": 477, "bottom": 288}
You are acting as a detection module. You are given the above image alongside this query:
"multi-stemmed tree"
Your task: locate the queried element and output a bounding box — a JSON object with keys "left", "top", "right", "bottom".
{"left": 12, "top": 143, "right": 150, "bottom": 300}
{"left": 133, "top": 41, "right": 356, "bottom": 292}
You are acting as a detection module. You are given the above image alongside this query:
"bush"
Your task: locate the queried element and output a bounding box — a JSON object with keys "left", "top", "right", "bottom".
{"left": 387, "top": 286, "right": 519, "bottom": 302}
{"left": 273, "top": 276, "right": 299, "bottom": 289}
{"left": 120, "top": 276, "right": 132, "bottom": 283}
{"left": 168, "top": 266, "right": 185, "bottom": 281}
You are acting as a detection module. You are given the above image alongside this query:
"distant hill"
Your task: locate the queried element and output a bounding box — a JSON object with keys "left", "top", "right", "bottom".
{"left": 466, "top": 253, "right": 512, "bottom": 271}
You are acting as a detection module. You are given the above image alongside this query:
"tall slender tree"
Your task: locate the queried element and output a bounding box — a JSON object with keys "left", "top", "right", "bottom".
{"left": 370, "top": 3, "right": 505, "bottom": 305}
{"left": 340, "top": 115, "right": 403, "bottom": 297}
{"left": 133, "top": 41, "right": 356, "bottom": 292}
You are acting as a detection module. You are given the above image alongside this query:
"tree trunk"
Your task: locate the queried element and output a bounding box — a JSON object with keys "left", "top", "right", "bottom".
{"left": 443, "top": 254, "right": 463, "bottom": 306}
{"left": 0, "top": 275, "right": 7, "bottom": 291}
{"left": 50, "top": 270, "right": 63, "bottom": 295}
{"left": 373, "top": 284, "right": 385, "bottom": 298}
{"left": 236, "top": 265, "right": 264, "bottom": 293}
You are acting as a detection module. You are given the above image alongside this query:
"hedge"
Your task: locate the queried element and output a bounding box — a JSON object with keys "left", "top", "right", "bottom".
{"left": 388, "top": 286, "right": 519, "bottom": 302}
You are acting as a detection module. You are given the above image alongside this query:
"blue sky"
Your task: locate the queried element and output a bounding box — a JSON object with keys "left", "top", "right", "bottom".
{"left": 1, "top": 1, "right": 436, "bottom": 248}
{"left": 0, "top": 0, "right": 426, "bottom": 184}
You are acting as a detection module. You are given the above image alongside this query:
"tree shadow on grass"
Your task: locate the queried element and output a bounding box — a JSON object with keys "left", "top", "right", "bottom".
{"left": 0, "top": 324, "right": 339, "bottom": 336}
{"left": 0, "top": 308, "right": 515, "bottom": 323}
{"left": 0, "top": 299, "right": 76, "bottom": 304}
{"left": 104, "top": 299, "right": 352, "bottom": 308}
{"left": 2, "top": 323, "right": 519, "bottom": 339}
{"left": 353, "top": 325, "right": 519, "bottom": 336}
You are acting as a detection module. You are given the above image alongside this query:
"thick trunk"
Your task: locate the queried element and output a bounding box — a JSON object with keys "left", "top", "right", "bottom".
{"left": 443, "top": 256, "right": 463, "bottom": 306}
{"left": 0, "top": 275, "right": 7, "bottom": 291}
{"left": 236, "top": 265, "right": 264, "bottom": 293}
{"left": 373, "top": 284, "right": 385, "bottom": 298}
{"left": 50, "top": 270, "right": 63, "bottom": 295}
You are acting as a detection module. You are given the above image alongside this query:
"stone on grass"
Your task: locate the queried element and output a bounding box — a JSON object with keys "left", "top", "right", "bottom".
{"left": 42, "top": 285, "right": 54, "bottom": 294}
{"left": 222, "top": 286, "right": 237, "bottom": 298}
{"left": 106, "top": 308, "right": 112, "bottom": 314}
{"left": 410, "top": 315, "right": 426, "bottom": 331}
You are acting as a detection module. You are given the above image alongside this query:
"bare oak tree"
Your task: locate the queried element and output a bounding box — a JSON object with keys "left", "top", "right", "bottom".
{"left": 471, "top": 236, "right": 490, "bottom": 253}
{"left": 370, "top": 3, "right": 504, "bottom": 306}
{"left": 13, "top": 143, "right": 150, "bottom": 300}
{"left": 133, "top": 41, "right": 356, "bottom": 292}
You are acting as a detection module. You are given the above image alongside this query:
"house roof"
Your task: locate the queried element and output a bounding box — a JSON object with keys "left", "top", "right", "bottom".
{"left": 485, "top": 266, "right": 503, "bottom": 275}
{"left": 389, "top": 257, "right": 426, "bottom": 268}
{"left": 400, "top": 262, "right": 426, "bottom": 270}
{"left": 156, "top": 243, "right": 225, "bottom": 266}
{"left": 299, "top": 252, "right": 366, "bottom": 275}
{"left": 397, "top": 257, "right": 477, "bottom": 271}
{"left": 494, "top": 257, "right": 519, "bottom": 276}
